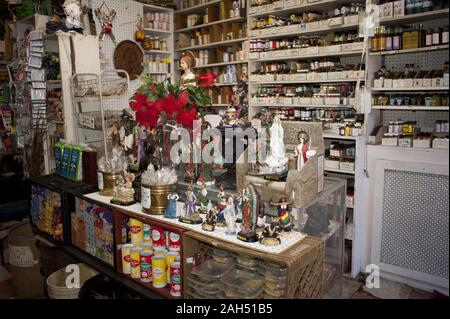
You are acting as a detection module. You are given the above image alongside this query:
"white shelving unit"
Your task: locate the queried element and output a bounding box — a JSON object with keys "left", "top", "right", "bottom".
{"left": 362, "top": 1, "right": 449, "bottom": 292}
{"left": 143, "top": 4, "right": 175, "bottom": 82}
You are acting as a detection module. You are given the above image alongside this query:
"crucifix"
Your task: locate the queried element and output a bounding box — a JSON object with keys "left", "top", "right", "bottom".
{"left": 94, "top": 1, "right": 117, "bottom": 45}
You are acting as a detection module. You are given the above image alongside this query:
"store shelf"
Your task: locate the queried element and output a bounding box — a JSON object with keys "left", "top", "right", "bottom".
{"left": 177, "top": 37, "right": 247, "bottom": 51}
{"left": 211, "top": 103, "right": 229, "bottom": 107}
{"left": 148, "top": 71, "right": 170, "bottom": 75}
{"left": 323, "top": 133, "right": 358, "bottom": 141}
{"left": 143, "top": 4, "right": 174, "bottom": 12}
{"left": 369, "top": 44, "right": 449, "bottom": 56}
{"left": 249, "top": 22, "right": 360, "bottom": 40}
{"left": 371, "top": 87, "right": 449, "bottom": 92}
{"left": 372, "top": 105, "right": 449, "bottom": 111}
{"left": 379, "top": 8, "right": 450, "bottom": 26}
{"left": 215, "top": 82, "right": 238, "bottom": 87}
{"left": 144, "top": 28, "right": 172, "bottom": 35}
{"left": 144, "top": 50, "right": 172, "bottom": 54}
{"left": 194, "top": 60, "right": 247, "bottom": 69}
{"left": 253, "top": 103, "right": 356, "bottom": 109}
{"left": 175, "top": 0, "right": 222, "bottom": 15}
{"left": 367, "top": 144, "right": 450, "bottom": 154}
{"left": 250, "top": 78, "right": 364, "bottom": 85}
{"left": 248, "top": 0, "right": 358, "bottom": 18}
{"left": 251, "top": 50, "right": 363, "bottom": 62}
{"left": 176, "top": 16, "right": 245, "bottom": 33}
{"left": 325, "top": 168, "right": 355, "bottom": 175}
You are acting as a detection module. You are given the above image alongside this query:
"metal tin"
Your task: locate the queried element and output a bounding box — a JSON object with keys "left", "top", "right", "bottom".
{"left": 140, "top": 251, "right": 153, "bottom": 283}
{"left": 151, "top": 226, "right": 165, "bottom": 247}
{"left": 121, "top": 244, "right": 134, "bottom": 275}
{"left": 170, "top": 262, "right": 182, "bottom": 297}
{"left": 166, "top": 251, "right": 179, "bottom": 284}
{"left": 130, "top": 248, "right": 142, "bottom": 279}
{"left": 168, "top": 231, "right": 181, "bottom": 251}
{"left": 143, "top": 224, "right": 151, "bottom": 243}
{"left": 130, "top": 218, "right": 144, "bottom": 243}
{"left": 152, "top": 256, "right": 167, "bottom": 288}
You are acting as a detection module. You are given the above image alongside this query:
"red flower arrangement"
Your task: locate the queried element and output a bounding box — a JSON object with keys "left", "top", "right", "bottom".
{"left": 129, "top": 73, "right": 217, "bottom": 129}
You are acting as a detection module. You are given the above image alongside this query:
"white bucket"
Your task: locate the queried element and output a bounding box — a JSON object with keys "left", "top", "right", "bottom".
{"left": 46, "top": 263, "right": 98, "bottom": 299}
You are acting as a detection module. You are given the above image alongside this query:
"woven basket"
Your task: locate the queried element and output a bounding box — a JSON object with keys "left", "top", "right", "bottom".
{"left": 46, "top": 263, "right": 98, "bottom": 299}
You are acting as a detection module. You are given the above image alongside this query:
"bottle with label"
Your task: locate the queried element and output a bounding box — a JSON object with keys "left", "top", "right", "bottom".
{"left": 379, "top": 27, "right": 387, "bottom": 51}
{"left": 393, "top": 27, "right": 402, "bottom": 50}
{"left": 442, "top": 27, "right": 449, "bottom": 44}
{"left": 426, "top": 29, "right": 433, "bottom": 46}
{"left": 422, "top": 0, "right": 433, "bottom": 11}
{"left": 406, "top": 0, "right": 416, "bottom": 15}
{"left": 385, "top": 27, "right": 393, "bottom": 51}
{"left": 414, "top": 0, "right": 423, "bottom": 13}
{"left": 432, "top": 28, "right": 441, "bottom": 46}
{"left": 402, "top": 28, "right": 411, "bottom": 49}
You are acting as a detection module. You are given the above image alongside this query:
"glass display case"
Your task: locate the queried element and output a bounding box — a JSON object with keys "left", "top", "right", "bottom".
{"left": 292, "top": 177, "right": 346, "bottom": 299}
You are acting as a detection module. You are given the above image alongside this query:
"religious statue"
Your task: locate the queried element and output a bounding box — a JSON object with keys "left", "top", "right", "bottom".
{"left": 255, "top": 202, "right": 267, "bottom": 233}
{"left": 184, "top": 143, "right": 197, "bottom": 183}
{"left": 110, "top": 171, "right": 136, "bottom": 206}
{"left": 295, "top": 131, "right": 309, "bottom": 171}
{"left": 259, "top": 219, "right": 282, "bottom": 246}
{"left": 179, "top": 185, "right": 202, "bottom": 224}
{"left": 196, "top": 120, "right": 215, "bottom": 186}
{"left": 111, "top": 122, "right": 120, "bottom": 147}
{"left": 217, "top": 183, "right": 228, "bottom": 212}
{"left": 237, "top": 184, "right": 260, "bottom": 243}
{"left": 201, "top": 205, "right": 218, "bottom": 232}
{"left": 155, "top": 111, "right": 178, "bottom": 168}
{"left": 180, "top": 50, "right": 197, "bottom": 87}
{"left": 235, "top": 189, "right": 243, "bottom": 223}
{"left": 270, "top": 194, "right": 294, "bottom": 234}
{"left": 263, "top": 114, "right": 289, "bottom": 174}
{"left": 197, "top": 183, "right": 209, "bottom": 214}
{"left": 223, "top": 196, "right": 237, "bottom": 235}
{"left": 164, "top": 192, "right": 179, "bottom": 219}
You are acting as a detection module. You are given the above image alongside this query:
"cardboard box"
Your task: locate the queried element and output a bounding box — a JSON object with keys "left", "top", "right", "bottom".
{"left": 393, "top": 0, "right": 405, "bottom": 17}
{"left": 311, "top": 97, "right": 324, "bottom": 105}
{"left": 403, "top": 79, "right": 414, "bottom": 87}
{"left": 382, "top": 135, "right": 399, "bottom": 147}
{"left": 328, "top": 16, "right": 344, "bottom": 27}
{"left": 325, "top": 158, "right": 340, "bottom": 170}
{"left": 307, "top": 21, "right": 320, "bottom": 31}
{"left": 413, "top": 137, "right": 432, "bottom": 149}
{"left": 381, "top": 2, "right": 394, "bottom": 19}
{"left": 413, "top": 78, "right": 424, "bottom": 87}
{"left": 384, "top": 79, "right": 393, "bottom": 88}
{"left": 374, "top": 78, "right": 384, "bottom": 88}
{"left": 393, "top": 79, "right": 404, "bottom": 88}
{"left": 433, "top": 138, "right": 449, "bottom": 149}
{"left": 344, "top": 14, "right": 359, "bottom": 25}
{"left": 340, "top": 161, "right": 355, "bottom": 172}
{"left": 398, "top": 136, "right": 414, "bottom": 148}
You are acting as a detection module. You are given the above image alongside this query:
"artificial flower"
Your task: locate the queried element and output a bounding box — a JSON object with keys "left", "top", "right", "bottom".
{"left": 198, "top": 72, "right": 217, "bottom": 87}
{"left": 176, "top": 104, "right": 197, "bottom": 128}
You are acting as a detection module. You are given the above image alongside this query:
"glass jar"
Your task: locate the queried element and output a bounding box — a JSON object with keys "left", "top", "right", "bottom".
{"left": 442, "top": 27, "right": 449, "bottom": 44}
{"left": 426, "top": 29, "right": 433, "bottom": 46}
{"left": 432, "top": 28, "right": 441, "bottom": 46}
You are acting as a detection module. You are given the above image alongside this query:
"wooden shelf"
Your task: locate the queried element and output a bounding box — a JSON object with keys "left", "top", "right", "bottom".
{"left": 379, "top": 8, "right": 450, "bottom": 26}
{"left": 372, "top": 105, "right": 449, "bottom": 111}
{"left": 323, "top": 133, "right": 358, "bottom": 141}
{"left": 194, "top": 60, "right": 247, "bottom": 69}
{"left": 144, "top": 28, "right": 172, "bottom": 35}
{"left": 176, "top": 16, "right": 245, "bottom": 33}
{"left": 250, "top": 78, "right": 364, "bottom": 85}
{"left": 371, "top": 87, "right": 449, "bottom": 92}
{"left": 324, "top": 168, "right": 355, "bottom": 175}
{"left": 249, "top": 0, "right": 357, "bottom": 18}
{"left": 252, "top": 103, "right": 356, "bottom": 109}
{"left": 175, "top": 0, "right": 222, "bottom": 15}
{"left": 177, "top": 38, "right": 247, "bottom": 51}
{"left": 143, "top": 4, "right": 174, "bottom": 12}
{"left": 369, "top": 44, "right": 449, "bottom": 56}
{"left": 251, "top": 49, "right": 363, "bottom": 63}
{"left": 249, "top": 22, "right": 360, "bottom": 40}
{"left": 145, "top": 50, "right": 172, "bottom": 54}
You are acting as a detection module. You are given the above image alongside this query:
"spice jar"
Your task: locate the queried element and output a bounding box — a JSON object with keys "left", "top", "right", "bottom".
{"left": 442, "top": 27, "right": 449, "bottom": 44}
{"left": 432, "top": 28, "right": 441, "bottom": 46}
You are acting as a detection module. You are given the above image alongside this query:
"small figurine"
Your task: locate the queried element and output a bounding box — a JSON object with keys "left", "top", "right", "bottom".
{"left": 235, "top": 190, "right": 243, "bottom": 223}
{"left": 295, "top": 130, "right": 309, "bottom": 171}
{"left": 201, "top": 206, "right": 218, "bottom": 232}
{"left": 237, "top": 185, "right": 259, "bottom": 243}
{"left": 259, "top": 219, "right": 282, "bottom": 246}
{"left": 179, "top": 185, "right": 203, "bottom": 224}
{"left": 223, "top": 196, "right": 237, "bottom": 235}
{"left": 164, "top": 192, "right": 179, "bottom": 219}
{"left": 197, "top": 183, "right": 209, "bottom": 214}
{"left": 110, "top": 171, "right": 136, "bottom": 206}
{"left": 255, "top": 202, "right": 267, "bottom": 233}
{"left": 111, "top": 122, "right": 120, "bottom": 147}
{"left": 270, "top": 194, "right": 294, "bottom": 234}
{"left": 217, "top": 183, "right": 228, "bottom": 212}
{"left": 191, "top": 252, "right": 202, "bottom": 270}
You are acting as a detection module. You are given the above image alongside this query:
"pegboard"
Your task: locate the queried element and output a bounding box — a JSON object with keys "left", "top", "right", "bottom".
{"left": 383, "top": 49, "right": 449, "bottom": 72}
{"left": 81, "top": 0, "right": 144, "bottom": 110}
{"left": 381, "top": 110, "right": 449, "bottom": 130}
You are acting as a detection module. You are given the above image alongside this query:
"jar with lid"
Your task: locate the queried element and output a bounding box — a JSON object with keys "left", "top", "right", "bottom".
{"left": 379, "top": 27, "right": 387, "bottom": 51}
{"left": 388, "top": 121, "right": 395, "bottom": 134}
{"left": 385, "top": 27, "right": 393, "bottom": 51}
{"left": 339, "top": 125, "right": 346, "bottom": 136}
{"left": 432, "top": 28, "right": 441, "bottom": 46}
{"left": 442, "top": 27, "right": 449, "bottom": 44}
{"left": 393, "top": 27, "right": 402, "bottom": 50}
{"left": 425, "top": 29, "right": 433, "bottom": 46}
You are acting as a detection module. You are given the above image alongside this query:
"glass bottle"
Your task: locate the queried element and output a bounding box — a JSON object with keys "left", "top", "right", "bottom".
{"left": 442, "top": 27, "right": 449, "bottom": 45}
{"left": 426, "top": 28, "right": 433, "bottom": 46}
{"left": 379, "top": 27, "right": 387, "bottom": 51}
{"left": 414, "top": 0, "right": 423, "bottom": 13}
{"left": 385, "top": 27, "right": 393, "bottom": 51}
{"left": 403, "top": 27, "right": 411, "bottom": 50}
{"left": 432, "top": 28, "right": 441, "bottom": 46}
{"left": 422, "top": 0, "right": 433, "bottom": 11}
{"left": 406, "top": 0, "right": 416, "bottom": 15}
{"left": 393, "top": 27, "right": 402, "bottom": 50}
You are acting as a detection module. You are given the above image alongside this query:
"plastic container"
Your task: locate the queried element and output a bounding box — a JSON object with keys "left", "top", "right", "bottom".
{"left": 264, "top": 272, "right": 287, "bottom": 284}
{"left": 219, "top": 268, "right": 265, "bottom": 295}
{"left": 188, "top": 282, "right": 221, "bottom": 296}
{"left": 223, "top": 284, "right": 265, "bottom": 299}
{"left": 259, "top": 260, "right": 288, "bottom": 276}
{"left": 191, "top": 260, "right": 233, "bottom": 280}
{"left": 236, "top": 255, "right": 258, "bottom": 268}
{"left": 265, "top": 280, "right": 287, "bottom": 290}
{"left": 212, "top": 248, "right": 236, "bottom": 264}
{"left": 187, "top": 277, "right": 220, "bottom": 293}
{"left": 264, "top": 286, "right": 286, "bottom": 298}
{"left": 236, "top": 263, "right": 258, "bottom": 272}
{"left": 263, "top": 292, "right": 285, "bottom": 299}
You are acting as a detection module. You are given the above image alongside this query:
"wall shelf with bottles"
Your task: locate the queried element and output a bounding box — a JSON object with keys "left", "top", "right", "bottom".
{"left": 371, "top": 87, "right": 449, "bottom": 92}
{"left": 379, "top": 8, "right": 449, "bottom": 25}
{"left": 176, "top": 0, "right": 223, "bottom": 14}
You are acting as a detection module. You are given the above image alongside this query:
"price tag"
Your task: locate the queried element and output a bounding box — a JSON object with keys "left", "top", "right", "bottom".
{"left": 141, "top": 186, "right": 151, "bottom": 209}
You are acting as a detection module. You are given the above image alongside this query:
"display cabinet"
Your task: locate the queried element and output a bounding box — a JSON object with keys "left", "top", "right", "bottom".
{"left": 293, "top": 177, "right": 346, "bottom": 299}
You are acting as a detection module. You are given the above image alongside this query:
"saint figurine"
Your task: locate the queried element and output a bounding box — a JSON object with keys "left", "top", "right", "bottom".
{"left": 179, "top": 185, "right": 203, "bottom": 224}
{"left": 164, "top": 192, "right": 179, "bottom": 219}
{"left": 197, "top": 183, "right": 209, "bottom": 214}
{"left": 270, "top": 194, "right": 294, "bottom": 234}
{"left": 202, "top": 206, "right": 218, "bottom": 232}
{"left": 262, "top": 113, "right": 289, "bottom": 174}
{"left": 295, "top": 131, "right": 309, "bottom": 171}
{"left": 196, "top": 120, "right": 215, "bottom": 186}
{"left": 259, "top": 219, "right": 282, "bottom": 246}
{"left": 110, "top": 171, "right": 136, "bottom": 206}
{"left": 111, "top": 122, "right": 120, "bottom": 147}
{"left": 223, "top": 196, "right": 237, "bottom": 235}
{"left": 236, "top": 186, "right": 259, "bottom": 243}
{"left": 217, "top": 183, "right": 227, "bottom": 212}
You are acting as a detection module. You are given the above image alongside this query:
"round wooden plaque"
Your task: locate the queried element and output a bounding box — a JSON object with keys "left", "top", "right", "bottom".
{"left": 113, "top": 40, "right": 144, "bottom": 80}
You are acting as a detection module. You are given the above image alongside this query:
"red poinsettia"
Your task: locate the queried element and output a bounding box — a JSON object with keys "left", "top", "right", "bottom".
{"left": 176, "top": 104, "right": 197, "bottom": 128}
{"left": 198, "top": 72, "right": 217, "bottom": 87}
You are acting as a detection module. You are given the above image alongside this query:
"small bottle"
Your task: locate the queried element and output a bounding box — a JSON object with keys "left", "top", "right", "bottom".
{"left": 414, "top": 0, "right": 424, "bottom": 13}
{"left": 433, "top": 28, "right": 441, "bottom": 46}
{"left": 393, "top": 27, "right": 402, "bottom": 50}
{"left": 379, "top": 27, "right": 387, "bottom": 51}
{"left": 385, "top": 27, "right": 393, "bottom": 51}
{"left": 406, "top": 0, "right": 415, "bottom": 15}
{"left": 426, "top": 29, "right": 433, "bottom": 46}
{"left": 442, "top": 27, "right": 449, "bottom": 44}
{"left": 422, "top": 0, "right": 433, "bottom": 11}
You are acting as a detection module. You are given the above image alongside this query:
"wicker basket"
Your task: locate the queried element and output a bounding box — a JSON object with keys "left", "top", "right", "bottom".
{"left": 46, "top": 263, "right": 98, "bottom": 299}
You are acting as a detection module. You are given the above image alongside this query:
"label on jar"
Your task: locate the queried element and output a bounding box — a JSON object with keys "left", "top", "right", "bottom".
{"left": 426, "top": 34, "right": 433, "bottom": 46}
{"left": 97, "top": 172, "right": 104, "bottom": 190}
{"left": 393, "top": 36, "right": 401, "bottom": 50}
{"left": 433, "top": 33, "right": 440, "bottom": 45}
{"left": 442, "top": 31, "right": 449, "bottom": 44}
{"left": 141, "top": 186, "right": 151, "bottom": 209}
